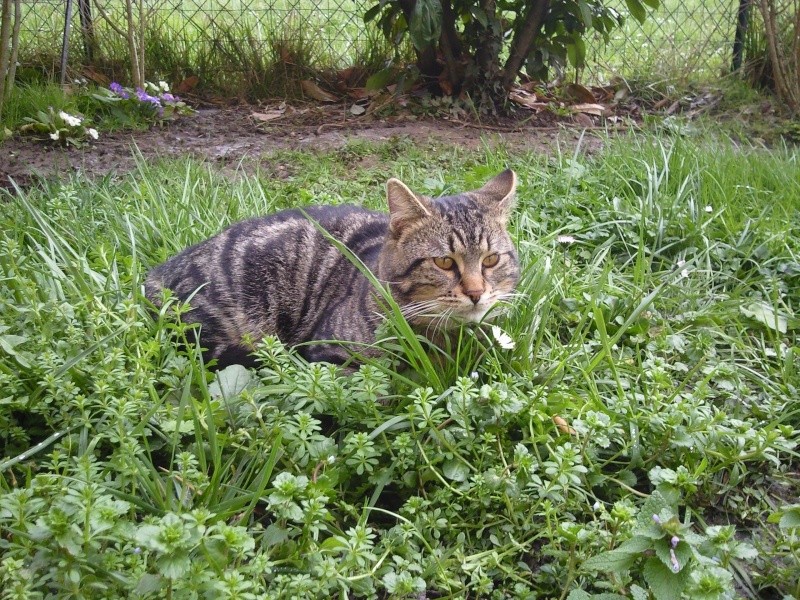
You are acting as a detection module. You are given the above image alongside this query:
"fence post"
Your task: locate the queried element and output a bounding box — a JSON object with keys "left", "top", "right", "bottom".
{"left": 60, "top": 0, "right": 74, "bottom": 84}
{"left": 732, "top": 0, "right": 750, "bottom": 72}
{"left": 78, "top": 0, "right": 96, "bottom": 64}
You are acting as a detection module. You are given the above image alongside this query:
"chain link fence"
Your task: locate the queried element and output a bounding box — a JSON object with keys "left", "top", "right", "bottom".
{"left": 18, "top": 0, "right": 742, "bottom": 88}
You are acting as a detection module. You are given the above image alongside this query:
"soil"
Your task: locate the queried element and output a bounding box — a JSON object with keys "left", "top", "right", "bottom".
{"left": 0, "top": 105, "right": 614, "bottom": 192}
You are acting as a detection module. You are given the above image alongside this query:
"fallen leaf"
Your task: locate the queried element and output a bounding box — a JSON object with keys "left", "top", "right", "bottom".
{"left": 553, "top": 416, "right": 577, "bottom": 436}
{"left": 301, "top": 80, "right": 338, "bottom": 103}
{"left": 572, "top": 103, "right": 609, "bottom": 116}
{"left": 347, "top": 87, "right": 373, "bottom": 100}
{"left": 565, "top": 82, "right": 596, "bottom": 103}
{"left": 572, "top": 112, "right": 595, "bottom": 127}
{"left": 81, "top": 67, "right": 110, "bottom": 86}
{"left": 509, "top": 90, "right": 548, "bottom": 111}
{"left": 252, "top": 110, "right": 286, "bottom": 122}
{"left": 349, "top": 103, "right": 366, "bottom": 116}
{"left": 174, "top": 75, "right": 199, "bottom": 94}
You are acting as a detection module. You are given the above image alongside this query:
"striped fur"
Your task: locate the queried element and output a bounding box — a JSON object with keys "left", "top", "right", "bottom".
{"left": 145, "top": 170, "right": 519, "bottom": 368}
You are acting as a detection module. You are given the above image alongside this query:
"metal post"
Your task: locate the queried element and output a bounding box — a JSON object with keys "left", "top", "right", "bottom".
{"left": 732, "top": 0, "right": 750, "bottom": 72}
{"left": 60, "top": 0, "right": 74, "bottom": 84}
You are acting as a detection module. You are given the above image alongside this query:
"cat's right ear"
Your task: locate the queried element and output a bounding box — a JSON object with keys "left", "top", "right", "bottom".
{"left": 386, "top": 178, "right": 432, "bottom": 234}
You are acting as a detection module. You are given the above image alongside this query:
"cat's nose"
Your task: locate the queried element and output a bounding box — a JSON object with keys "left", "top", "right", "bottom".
{"left": 464, "top": 290, "right": 483, "bottom": 304}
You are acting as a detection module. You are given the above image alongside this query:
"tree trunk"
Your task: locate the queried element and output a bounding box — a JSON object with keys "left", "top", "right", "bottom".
{"left": 502, "top": 0, "right": 550, "bottom": 89}
{"left": 0, "top": 0, "right": 13, "bottom": 113}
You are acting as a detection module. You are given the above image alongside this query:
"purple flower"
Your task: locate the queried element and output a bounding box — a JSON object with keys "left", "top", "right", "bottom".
{"left": 136, "top": 88, "right": 162, "bottom": 107}
{"left": 652, "top": 514, "right": 661, "bottom": 525}
{"left": 161, "top": 92, "right": 176, "bottom": 103}
{"left": 671, "top": 535, "right": 680, "bottom": 548}
{"left": 110, "top": 82, "right": 129, "bottom": 99}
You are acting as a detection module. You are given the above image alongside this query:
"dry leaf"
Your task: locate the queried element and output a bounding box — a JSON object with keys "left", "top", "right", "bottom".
{"left": 572, "top": 103, "right": 609, "bottom": 116}
{"left": 350, "top": 103, "right": 366, "bottom": 116}
{"left": 565, "top": 82, "right": 596, "bottom": 103}
{"left": 347, "top": 87, "right": 373, "bottom": 100}
{"left": 509, "top": 90, "right": 548, "bottom": 111}
{"left": 652, "top": 97, "right": 672, "bottom": 110}
{"left": 553, "top": 416, "right": 577, "bottom": 436}
{"left": 174, "top": 75, "right": 199, "bottom": 95}
{"left": 81, "top": 67, "right": 110, "bottom": 86}
{"left": 572, "top": 113, "right": 595, "bottom": 127}
{"left": 301, "top": 80, "right": 339, "bottom": 103}
{"left": 252, "top": 110, "right": 285, "bottom": 122}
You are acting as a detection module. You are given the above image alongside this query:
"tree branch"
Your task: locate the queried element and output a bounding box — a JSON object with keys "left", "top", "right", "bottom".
{"left": 501, "top": 0, "right": 550, "bottom": 90}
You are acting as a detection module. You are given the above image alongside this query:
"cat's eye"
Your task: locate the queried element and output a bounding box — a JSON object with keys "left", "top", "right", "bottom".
{"left": 433, "top": 256, "right": 455, "bottom": 270}
{"left": 482, "top": 253, "right": 500, "bottom": 268}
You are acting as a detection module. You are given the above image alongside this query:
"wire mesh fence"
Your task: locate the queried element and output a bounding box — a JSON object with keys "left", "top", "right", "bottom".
{"left": 17, "top": 0, "right": 742, "bottom": 88}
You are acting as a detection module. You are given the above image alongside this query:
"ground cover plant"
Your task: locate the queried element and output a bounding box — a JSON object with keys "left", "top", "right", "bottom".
{"left": 0, "top": 134, "right": 798, "bottom": 598}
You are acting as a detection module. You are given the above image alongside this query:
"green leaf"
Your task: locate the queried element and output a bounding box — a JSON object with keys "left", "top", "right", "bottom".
{"left": 740, "top": 302, "right": 789, "bottom": 333}
{"left": 364, "top": 3, "right": 382, "bottom": 23}
{"left": 634, "top": 491, "right": 675, "bottom": 534}
{"left": 774, "top": 505, "right": 800, "bottom": 529}
{"left": 577, "top": 0, "right": 593, "bottom": 27}
{"left": 366, "top": 66, "right": 397, "bottom": 91}
{"left": 135, "top": 574, "right": 163, "bottom": 596}
{"left": 566, "top": 590, "right": 592, "bottom": 600}
{"left": 642, "top": 556, "right": 688, "bottom": 600}
{"left": 408, "top": 0, "right": 442, "bottom": 51}
{"left": 583, "top": 548, "right": 639, "bottom": 572}
{"left": 630, "top": 585, "right": 649, "bottom": 600}
{"left": 641, "top": 0, "right": 660, "bottom": 8}
{"left": 653, "top": 538, "right": 691, "bottom": 573}
{"left": 624, "top": 0, "right": 648, "bottom": 24}
{"left": 566, "top": 38, "right": 586, "bottom": 68}
{"left": 470, "top": 6, "right": 489, "bottom": 28}
{"left": 442, "top": 458, "right": 469, "bottom": 482}
{"left": 209, "top": 364, "right": 253, "bottom": 399}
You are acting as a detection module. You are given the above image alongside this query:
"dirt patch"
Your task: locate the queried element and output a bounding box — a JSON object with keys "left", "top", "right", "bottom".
{"left": 1, "top": 107, "right": 611, "bottom": 190}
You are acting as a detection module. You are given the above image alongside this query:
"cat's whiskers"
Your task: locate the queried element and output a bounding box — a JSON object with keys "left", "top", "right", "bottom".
{"left": 400, "top": 300, "right": 443, "bottom": 320}
{"left": 424, "top": 308, "right": 453, "bottom": 339}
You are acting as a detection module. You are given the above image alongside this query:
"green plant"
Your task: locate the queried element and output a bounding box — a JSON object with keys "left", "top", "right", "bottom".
{"left": 364, "top": 0, "right": 660, "bottom": 110}
{"left": 90, "top": 80, "right": 195, "bottom": 126}
{"left": 17, "top": 107, "right": 98, "bottom": 147}
{"left": 0, "top": 135, "right": 798, "bottom": 598}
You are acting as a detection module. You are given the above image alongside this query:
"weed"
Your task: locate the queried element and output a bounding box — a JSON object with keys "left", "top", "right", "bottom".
{"left": 0, "top": 135, "right": 798, "bottom": 598}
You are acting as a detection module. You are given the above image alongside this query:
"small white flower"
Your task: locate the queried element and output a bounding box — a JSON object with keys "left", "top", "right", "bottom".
{"left": 49, "top": 132, "right": 60, "bottom": 140}
{"left": 87, "top": 128, "right": 98, "bottom": 140}
{"left": 704, "top": 205, "right": 713, "bottom": 213}
{"left": 556, "top": 235, "right": 576, "bottom": 245}
{"left": 677, "top": 259, "right": 686, "bottom": 268}
{"left": 470, "top": 371, "right": 479, "bottom": 380}
{"left": 326, "top": 455, "right": 336, "bottom": 465}
{"left": 593, "top": 501, "right": 602, "bottom": 511}
{"left": 680, "top": 269, "right": 689, "bottom": 279}
{"left": 58, "top": 111, "right": 82, "bottom": 127}
{"left": 159, "top": 80, "right": 170, "bottom": 92}
{"left": 491, "top": 325, "right": 516, "bottom": 350}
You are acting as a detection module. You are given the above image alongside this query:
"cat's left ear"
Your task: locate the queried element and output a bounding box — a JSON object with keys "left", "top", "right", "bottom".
{"left": 475, "top": 169, "right": 517, "bottom": 220}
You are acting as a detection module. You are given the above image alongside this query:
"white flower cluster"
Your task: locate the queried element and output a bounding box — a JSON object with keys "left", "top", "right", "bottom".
{"left": 59, "top": 111, "right": 82, "bottom": 127}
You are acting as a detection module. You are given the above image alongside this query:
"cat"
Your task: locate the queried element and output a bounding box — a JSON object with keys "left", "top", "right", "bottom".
{"left": 144, "top": 170, "right": 519, "bottom": 368}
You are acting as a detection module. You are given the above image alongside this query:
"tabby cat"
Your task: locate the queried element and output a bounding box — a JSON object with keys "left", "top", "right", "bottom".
{"left": 145, "top": 170, "right": 519, "bottom": 368}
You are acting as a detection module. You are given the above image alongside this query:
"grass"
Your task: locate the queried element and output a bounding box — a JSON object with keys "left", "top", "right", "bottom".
{"left": 0, "top": 133, "right": 798, "bottom": 598}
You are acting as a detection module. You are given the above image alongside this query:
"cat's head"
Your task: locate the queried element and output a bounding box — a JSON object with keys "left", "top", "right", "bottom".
{"left": 378, "top": 170, "right": 519, "bottom": 326}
